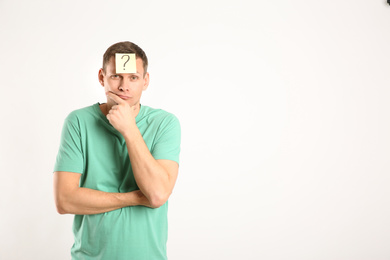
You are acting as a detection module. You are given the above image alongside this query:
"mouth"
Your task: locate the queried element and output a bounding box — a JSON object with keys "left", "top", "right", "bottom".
{"left": 117, "top": 95, "right": 130, "bottom": 100}
{"left": 109, "top": 92, "right": 131, "bottom": 100}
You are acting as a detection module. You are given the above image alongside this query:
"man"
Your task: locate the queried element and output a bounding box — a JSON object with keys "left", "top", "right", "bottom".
{"left": 53, "top": 41, "right": 181, "bottom": 260}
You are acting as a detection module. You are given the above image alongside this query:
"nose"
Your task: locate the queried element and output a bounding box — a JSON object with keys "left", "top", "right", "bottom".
{"left": 119, "top": 79, "right": 130, "bottom": 92}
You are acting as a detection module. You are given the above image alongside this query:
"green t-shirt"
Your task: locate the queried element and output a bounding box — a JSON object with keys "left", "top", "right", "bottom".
{"left": 54, "top": 103, "right": 181, "bottom": 260}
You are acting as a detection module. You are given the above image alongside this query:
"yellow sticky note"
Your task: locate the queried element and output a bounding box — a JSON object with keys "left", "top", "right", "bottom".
{"left": 115, "top": 53, "right": 136, "bottom": 73}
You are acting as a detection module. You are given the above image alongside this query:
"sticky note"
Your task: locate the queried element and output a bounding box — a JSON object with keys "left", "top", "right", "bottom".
{"left": 115, "top": 53, "right": 136, "bottom": 73}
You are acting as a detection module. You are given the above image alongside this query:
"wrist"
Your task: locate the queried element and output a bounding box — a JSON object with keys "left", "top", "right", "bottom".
{"left": 130, "top": 190, "right": 151, "bottom": 207}
{"left": 122, "top": 125, "right": 140, "bottom": 142}
{"left": 123, "top": 191, "right": 140, "bottom": 207}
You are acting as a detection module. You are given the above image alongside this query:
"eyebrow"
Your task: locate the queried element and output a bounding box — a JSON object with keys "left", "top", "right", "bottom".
{"left": 109, "top": 72, "right": 141, "bottom": 76}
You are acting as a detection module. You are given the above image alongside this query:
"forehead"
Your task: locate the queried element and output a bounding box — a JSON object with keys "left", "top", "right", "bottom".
{"left": 106, "top": 56, "right": 144, "bottom": 74}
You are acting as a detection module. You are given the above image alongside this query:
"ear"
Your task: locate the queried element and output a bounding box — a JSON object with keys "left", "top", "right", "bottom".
{"left": 98, "top": 68, "right": 105, "bottom": 87}
{"left": 142, "top": 72, "right": 150, "bottom": 91}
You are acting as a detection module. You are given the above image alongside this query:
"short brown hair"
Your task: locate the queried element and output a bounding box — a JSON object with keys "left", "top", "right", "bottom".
{"left": 102, "top": 41, "right": 148, "bottom": 76}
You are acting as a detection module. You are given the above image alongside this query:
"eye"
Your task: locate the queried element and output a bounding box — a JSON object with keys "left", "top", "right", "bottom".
{"left": 131, "top": 76, "right": 138, "bottom": 80}
{"left": 110, "top": 75, "right": 120, "bottom": 79}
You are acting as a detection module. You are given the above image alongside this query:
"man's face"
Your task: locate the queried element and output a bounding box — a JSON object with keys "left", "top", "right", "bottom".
{"left": 98, "top": 56, "right": 149, "bottom": 107}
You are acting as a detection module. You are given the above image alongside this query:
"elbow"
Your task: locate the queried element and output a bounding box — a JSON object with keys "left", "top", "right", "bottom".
{"left": 54, "top": 194, "right": 71, "bottom": 215}
{"left": 149, "top": 192, "right": 170, "bottom": 208}
{"left": 149, "top": 199, "right": 166, "bottom": 209}
{"left": 56, "top": 204, "right": 68, "bottom": 215}
{"left": 55, "top": 201, "right": 68, "bottom": 214}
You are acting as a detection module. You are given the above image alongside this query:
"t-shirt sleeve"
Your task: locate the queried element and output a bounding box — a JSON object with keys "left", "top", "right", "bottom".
{"left": 53, "top": 112, "right": 84, "bottom": 174}
{"left": 151, "top": 114, "right": 181, "bottom": 164}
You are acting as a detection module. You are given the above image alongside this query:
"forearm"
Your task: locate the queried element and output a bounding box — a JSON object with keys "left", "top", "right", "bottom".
{"left": 55, "top": 188, "right": 151, "bottom": 215}
{"left": 124, "top": 130, "right": 171, "bottom": 208}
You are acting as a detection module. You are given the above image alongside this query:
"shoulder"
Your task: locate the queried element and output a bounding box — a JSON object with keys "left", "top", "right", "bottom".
{"left": 65, "top": 104, "right": 100, "bottom": 125}
{"left": 141, "top": 105, "right": 180, "bottom": 126}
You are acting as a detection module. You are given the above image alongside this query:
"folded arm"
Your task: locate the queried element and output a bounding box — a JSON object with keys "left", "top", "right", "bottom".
{"left": 53, "top": 171, "right": 153, "bottom": 215}
{"left": 124, "top": 132, "right": 179, "bottom": 208}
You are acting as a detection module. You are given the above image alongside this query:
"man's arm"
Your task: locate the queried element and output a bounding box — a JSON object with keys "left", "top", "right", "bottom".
{"left": 125, "top": 136, "right": 179, "bottom": 208}
{"left": 106, "top": 93, "right": 179, "bottom": 208}
{"left": 53, "top": 171, "right": 153, "bottom": 215}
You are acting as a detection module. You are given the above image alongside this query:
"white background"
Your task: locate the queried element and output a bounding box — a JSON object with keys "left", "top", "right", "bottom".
{"left": 1, "top": 0, "right": 389, "bottom": 259}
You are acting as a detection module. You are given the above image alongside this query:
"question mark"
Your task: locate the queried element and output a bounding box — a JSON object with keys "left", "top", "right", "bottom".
{"left": 121, "top": 55, "right": 130, "bottom": 70}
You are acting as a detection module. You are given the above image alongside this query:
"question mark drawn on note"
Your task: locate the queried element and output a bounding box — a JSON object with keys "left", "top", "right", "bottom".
{"left": 121, "top": 55, "right": 130, "bottom": 70}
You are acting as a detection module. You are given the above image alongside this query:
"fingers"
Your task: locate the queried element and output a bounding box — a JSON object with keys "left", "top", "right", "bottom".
{"left": 106, "top": 92, "right": 125, "bottom": 105}
{"left": 107, "top": 105, "right": 116, "bottom": 116}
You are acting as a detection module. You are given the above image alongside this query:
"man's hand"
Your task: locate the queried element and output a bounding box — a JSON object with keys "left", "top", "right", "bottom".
{"left": 106, "top": 92, "right": 138, "bottom": 136}
{"left": 132, "top": 190, "right": 158, "bottom": 208}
